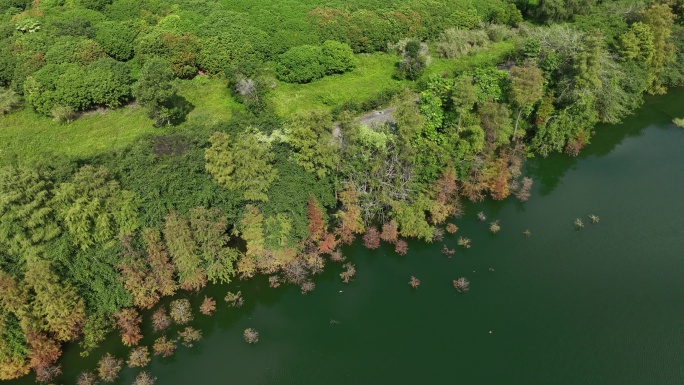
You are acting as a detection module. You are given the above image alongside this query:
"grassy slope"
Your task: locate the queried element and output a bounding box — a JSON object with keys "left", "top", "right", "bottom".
{"left": 0, "top": 79, "right": 240, "bottom": 162}
{"left": 269, "top": 53, "right": 408, "bottom": 118}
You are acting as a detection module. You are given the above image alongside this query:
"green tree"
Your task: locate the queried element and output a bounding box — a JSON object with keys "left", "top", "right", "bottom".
{"left": 276, "top": 45, "right": 325, "bottom": 83}
{"left": 452, "top": 75, "right": 478, "bottom": 129}
{"left": 509, "top": 61, "right": 544, "bottom": 138}
{"left": 639, "top": 3, "right": 676, "bottom": 94}
{"left": 131, "top": 58, "right": 180, "bottom": 126}
{"left": 95, "top": 21, "right": 138, "bottom": 61}
{"left": 320, "top": 40, "right": 357, "bottom": 75}
{"left": 24, "top": 260, "right": 86, "bottom": 342}
{"left": 0, "top": 166, "right": 60, "bottom": 259}
{"left": 52, "top": 165, "right": 139, "bottom": 250}
{"left": 189, "top": 206, "right": 238, "bottom": 284}
{"left": 286, "top": 111, "right": 340, "bottom": 178}
{"left": 205, "top": 131, "right": 278, "bottom": 202}
{"left": 163, "top": 210, "right": 206, "bottom": 291}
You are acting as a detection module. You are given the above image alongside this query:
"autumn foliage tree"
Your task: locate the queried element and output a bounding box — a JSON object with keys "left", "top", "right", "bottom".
{"left": 97, "top": 353, "right": 123, "bottom": 382}
{"left": 335, "top": 183, "right": 364, "bottom": 244}
{"left": 143, "top": 228, "right": 178, "bottom": 298}
{"left": 127, "top": 346, "right": 150, "bottom": 368}
{"left": 115, "top": 308, "right": 142, "bottom": 347}
{"left": 363, "top": 227, "right": 381, "bottom": 249}
{"left": 380, "top": 220, "right": 399, "bottom": 243}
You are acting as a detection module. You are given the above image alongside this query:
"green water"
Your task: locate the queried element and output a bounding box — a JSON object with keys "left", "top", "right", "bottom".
{"left": 10, "top": 88, "right": 684, "bottom": 385}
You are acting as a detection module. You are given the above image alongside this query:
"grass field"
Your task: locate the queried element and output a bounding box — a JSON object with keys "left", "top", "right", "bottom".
{"left": 269, "top": 53, "right": 409, "bottom": 118}
{"left": 0, "top": 79, "right": 241, "bottom": 162}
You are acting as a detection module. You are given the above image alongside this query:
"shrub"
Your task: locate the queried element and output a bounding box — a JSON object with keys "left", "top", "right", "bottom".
{"left": 276, "top": 45, "right": 325, "bottom": 83}
{"left": 0, "top": 88, "right": 20, "bottom": 114}
{"left": 436, "top": 28, "right": 490, "bottom": 59}
{"left": 51, "top": 104, "right": 77, "bottom": 124}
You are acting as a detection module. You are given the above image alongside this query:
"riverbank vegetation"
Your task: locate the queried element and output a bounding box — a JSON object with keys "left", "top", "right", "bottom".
{"left": 0, "top": 0, "right": 683, "bottom": 381}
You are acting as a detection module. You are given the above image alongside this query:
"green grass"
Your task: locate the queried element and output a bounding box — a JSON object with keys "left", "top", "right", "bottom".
{"left": 269, "top": 53, "right": 409, "bottom": 118}
{"left": 0, "top": 78, "right": 241, "bottom": 162}
{"left": 426, "top": 41, "right": 516, "bottom": 76}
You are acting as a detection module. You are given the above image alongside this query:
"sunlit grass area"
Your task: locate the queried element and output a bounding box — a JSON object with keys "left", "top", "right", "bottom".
{"left": 0, "top": 79, "right": 241, "bottom": 162}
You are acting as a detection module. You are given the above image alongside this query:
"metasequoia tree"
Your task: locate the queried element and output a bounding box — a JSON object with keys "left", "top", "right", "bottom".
{"left": 163, "top": 211, "right": 206, "bottom": 291}
{"left": 52, "top": 165, "right": 139, "bottom": 250}
{"left": 115, "top": 308, "right": 142, "bottom": 347}
{"left": 509, "top": 61, "right": 544, "bottom": 137}
{"left": 205, "top": 131, "right": 278, "bottom": 202}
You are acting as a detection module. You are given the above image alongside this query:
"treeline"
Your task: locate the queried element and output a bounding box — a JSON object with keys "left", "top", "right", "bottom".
{"left": 1, "top": 0, "right": 683, "bottom": 382}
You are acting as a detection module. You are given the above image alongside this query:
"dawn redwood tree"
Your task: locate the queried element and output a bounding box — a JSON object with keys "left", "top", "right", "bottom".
{"left": 142, "top": 228, "right": 178, "bottom": 297}
{"left": 205, "top": 131, "right": 278, "bottom": 202}
{"left": 97, "top": 353, "right": 123, "bottom": 382}
{"left": 307, "top": 195, "right": 326, "bottom": 242}
{"left": 115, "top": 308, "right": 142, "bottom": 347}
{"left": 163, "top": 211, "right": 206, "bottom": 291}
{"left": 509, "top": 60, "right": 544, "bottom": 138}
{"left": 363, "top": 227, "right": 381, "bottom": 249}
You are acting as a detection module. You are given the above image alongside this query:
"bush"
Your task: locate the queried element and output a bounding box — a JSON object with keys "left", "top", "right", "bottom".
{"left": 277, "top": 42, "right": 358, "bottom": 83}
{"left": 276, "top": 45, "right": 325, "bottom": 83}
{"left": 436, "top": 28, "right": 490, "bottom": 59}
{"left": 51, "top": 104, "right": 77, "bottom": 124}
{"left": 0, "top": 87, "right": 20, "bottom": 114}
{"left": 320, "top": 40, "right": 357, "bottom": 75}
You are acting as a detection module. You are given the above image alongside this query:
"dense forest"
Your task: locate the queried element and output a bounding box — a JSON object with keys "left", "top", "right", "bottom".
{"left": 0, "top": 0, "right": 683, "bottom": 383}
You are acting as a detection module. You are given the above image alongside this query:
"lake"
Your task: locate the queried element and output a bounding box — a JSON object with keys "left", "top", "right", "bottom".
{"left": 10, "top": 88, "right": 684, "bottom": 385}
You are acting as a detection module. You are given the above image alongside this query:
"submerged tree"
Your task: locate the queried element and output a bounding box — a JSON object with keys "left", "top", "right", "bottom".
{"left": 363, "top": 227, "right": 381, "bottom": 249}
{"left": 409, "top": 276, "right": 421, "bottom": 288}
{"left": 169, "top": 299, "right": 193, "bottom": 325}
{"left": 127, "top": 346, "right": 150, "bottom": 368}
{"left": 224, "top": 291, "right": 244, "bottom": 308}
{"left": 395, "top": 240, "right": 409, "bottom": 256}
{"left": 243, "top": 328, "right": 259, "bottom": 344}
{"left": 453, "top": 277, "right": 470, "bottom": 293}
{"left": 76, "top": 371, "right": 98, "bottom": 385}
{"left": 133, "top": 371, "right": 157, "bottom": 385}
{"left": 199, "top": 296, "right": 216, "bottom": 316}
{"left": 489, "top": 221, "right": 501, "bottom": 234}
{"left": 151, "top": 307, "right": 171, "bottom": 333}
{"left": 97, "top": 353, "right": 123, "bottom": 383}
{"left": 115, "top": 308, "right": 142, "bottom": 347}
{"left": 340, "top": 263, "right": 356, "bottom": 283}
{"left": 178, "top": 327, "right": 202, "bottom": 347}
{"left": 152, "top": 336, "right": 176, "bottom": 357}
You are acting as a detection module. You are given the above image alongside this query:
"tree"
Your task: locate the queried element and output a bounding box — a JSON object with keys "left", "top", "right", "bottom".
{"left": 205, "top": 131, "right": 278, "bottom": 202}
{"left": 320, "top": 40, "right": 357, "bottom": 75}
{"left": 131, "top": 58, "right": 181, "bottom": 126}
{"left": 53, "top": 165, "right": 139, "bottom": 250}
{"left": 24, "top": 260, "right": 86, "bottom": 342}
{"left": 189, "top": 206, "right": 238, "bottom": 284}
{"left": 152, "top": 336, "right": 176, "bottom": 357}
{"left": 479, "top": 102, "right": 513, "bottom": 150}
{"left": 391, "top": 39, "right": 430, "bottom": 80}
{"left": 286, "top": 111, "right": 340, "bottom": 178}
{"left": 276, "top": 45, "right": 325, "bottom": 83}
{"left": 115, "top": 308, "right": 142, "bottom": 347}
{"left": 127, "top": 346, "right": 150, "bottom": 368}
{"left": 134, "top": 371, "right": 156, "bottom": 385}
{"left": 163, "top": 211, "right": 206, "bottom": 291}
{"left": 307, "top": 195, "right": 326, "bottom": 242}
{"left": 452, "top": 75, "right": 478, "bottom": 129}
{"left": 509, "top": 61, "right": 544, "bottom": 137}
{"left": 142, "top": 228, "right": 178, "bottom": 297}
{"left": 97, "top": 353, "right": 122, "bottom": 383}
{"left": 95, "top": 21, "right": 138, "bottom": 61}
{"left": 0, "top": 166, "right": 60, "bottom": 258}
{"left": 639, "top": 3, "right": 676, "bottom": 94}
